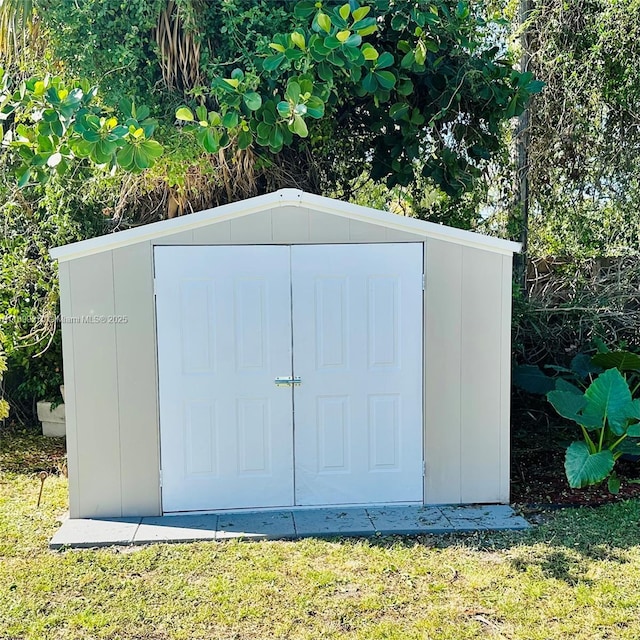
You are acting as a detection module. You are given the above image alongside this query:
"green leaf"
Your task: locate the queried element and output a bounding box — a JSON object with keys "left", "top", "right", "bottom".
{"left": 362, "top": 45, "right": 379, "bottom": 61}
{"left": 269, "top": 42, "right": 286, "bottom": 53}
{"left": 608, "top": 472, "right": 621, "bottom": 494}
{"left": 376, "top": 52, "right": 394, "bottom": 69}
{"left": 456, "top": 1, "right": 470, "bottom": 19}
{"left": 362, "top": 72, "right": 378, "bottom": 93}
{"left": 285, "top": 81, "right": 301, "bottom": 104}
{"left": 291, "top": 114, "right": 308, "bottom": 137}
{"left": 565, "top": 441, "right": 614, "bottom": 489}
{"left": 176, "top": 107, "right": 194, "bottom": 122}
{"left": 136, "top": 105, "right": 150, "bottom": 121}
{"left": 203, "top": 128, "right": 220, "bottom": 153}
{"left": 263, "top": 53, "right": 286, "bottom": 72}
{"left": 352, "top": 6, "right": 370, "bottom": 21}
{"left": 592, "top": 351, "right": 640, "bottom": 372}
{"left": 139, "top": 140, "right": 163, "bottom": 158}
{"left": 133, "top": 146, "right": 150, "bottom": 171}
{"left": 339, "top": 3, "right": 350, "bottom": 20}
{"left": 243, "top": 92, "right": 262, "bottom": 111}
{"left": 237, "top": 128, "right": 253, "bottom": 150}
{"left": 375, "top": 70, "right": 396, "bottom": 90}
{"left": 116, "top": 143, "right": 135, "bottom": 169}
{"left": 16, "top": 166, "right": 30, "bottom": 188}
{"left": 294, "top": 0, "right": 316, "bottom": 19}
{"left": 401, "top": 51, "right": 415, "bottom": 68}
{"left": 291, "top": 31, "right": 306, "bottom": 50}
{"left": 269, "top": 124, "right": 284, "bottom": 149}
{"left": 547, "top": 389, "right": 590, "bottom": 426}
{"left": 388, "top": 102, "right": 409, "bottom": 121}
{"left": 396, "top": 78, "right": 414, "bottom": 96}
{"left": 344, "top": 33, "right": 362, "bottom": 47}
{"left": 324, "top": 35, "right": 341, "bottom": 50}
{"left": 317, "top": 12, "right": 332, "bottom": 33}
{"left": 583, "top": 368, "right": 635, "bottom": 435}
{"left": 318, "top": 62, "right": 334, "bottom": 81}
{"left": 196, "top": 105, "right": 208, "bottom": 122}
{"left": 222, "top": 111, "right": 239, "bottom": 128}
{"left": 277, "top": 101, "right": 292, "bottom": 117}
{"left": 305, "top": 96, "right": 325, "bottom": 119}
{"left": 528, "top": 79, "right": 545, "bottom": 94}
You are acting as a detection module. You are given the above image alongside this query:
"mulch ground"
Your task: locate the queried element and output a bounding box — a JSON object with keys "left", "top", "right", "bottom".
{"left": 511, "top": 392, "right": 640, "bottom": 507}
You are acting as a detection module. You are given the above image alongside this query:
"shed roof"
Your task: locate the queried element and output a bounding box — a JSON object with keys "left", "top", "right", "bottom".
{"left": 50, "top": 189, "right": 521, "bottom": 262}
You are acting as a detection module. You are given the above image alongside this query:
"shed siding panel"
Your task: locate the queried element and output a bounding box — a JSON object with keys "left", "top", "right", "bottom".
{"left": 68, "top": 252, "right": 122, "bottom": 517}
{"left": 424, "top": 239, "right": 462, "bottom": 504}
{"left": 153, "top": 230, "right": 194, "bottom": 245}
{"left": 460, "top": 247, "right": 503, "bottom": 503}
{"left": 192, "top": 220, "right": 231, "bottom": 244}
{"left": 230, "top": 210, "right": 273, "bottom": 242}
{"left": 499, "top": 255, "right": 513, "bottom": 502}
{"left": 113, "top": 243, "right": 161, "bottom": 516}
{"left": 349, "top": 219, "right": 388, "bottom": 242}
{"left": 309, "top": 211, "right": 350, "bottom": 242}
{"left": 58, "top": 262, "right": 81, "bottom": 517}
{"left": 385, "top": 229, "right": 427, "bottom": 242}
{"left": 272, "top": 206, "right": 310, "bottom": 243}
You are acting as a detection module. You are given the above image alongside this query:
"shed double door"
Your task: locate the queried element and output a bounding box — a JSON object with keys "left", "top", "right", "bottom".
{"left": 155, "top": 244, "right": 423, "bottom": 513}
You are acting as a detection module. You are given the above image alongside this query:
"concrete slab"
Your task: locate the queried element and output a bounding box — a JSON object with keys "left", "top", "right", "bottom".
{"left": 49, "top": 505, "right": 529, "bottom": 548}
{"left": 134, "top": 514, "right": 218, "bottom": 544}
{"left": 366, "top": 505, "right": 451, "bottom": 534}
{"left": 50, "top": 517, "right": 141, "bottom": 549}
{"left": 293, "top": 507, "right": 375, "bottom": 537}
{"left": 216, "top": 511, "right": 295, "bottom": 540}
{"left": 440, "top": 505, "right": 530, "bottom": 531}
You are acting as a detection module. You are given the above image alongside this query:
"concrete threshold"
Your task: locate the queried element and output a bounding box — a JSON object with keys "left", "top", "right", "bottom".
{"left": 50, "top": 504, "right": 529, "bottom": 549}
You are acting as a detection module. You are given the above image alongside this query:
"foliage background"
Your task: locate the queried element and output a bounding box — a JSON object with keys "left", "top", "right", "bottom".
{"left": 1, "top": 0, "right": 640, "bottom": 424}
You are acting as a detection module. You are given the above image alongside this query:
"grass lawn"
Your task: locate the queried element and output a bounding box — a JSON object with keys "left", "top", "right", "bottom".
{"left": 2, "top": 435, "right": 640, "bottom": 639}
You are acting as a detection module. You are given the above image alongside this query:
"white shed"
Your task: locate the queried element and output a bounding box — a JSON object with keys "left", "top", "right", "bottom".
{"left": 50, "top": 189, "right": 520, "bottom": 518}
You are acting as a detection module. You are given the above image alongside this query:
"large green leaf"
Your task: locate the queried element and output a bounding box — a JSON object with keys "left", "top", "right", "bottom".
{"left": 547, "top": 389, "right": 591, "bottom": 427}
{"left": 513, "top": 365, "right": 555, "bottom": 395}
{"left": 583, "top": 368, "right": 635, "bottom": 435}
{"left": 592, "top": 351, "right": 640, "bottom": 372}
{"left": 565, "top": 441, "right": 614, "bottom": 488}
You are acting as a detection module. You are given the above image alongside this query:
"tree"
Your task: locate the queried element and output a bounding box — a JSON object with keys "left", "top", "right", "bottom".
{"left": 526, "top": 0, "right": 640, "bottom": 257}
{"left": 176, "top": 0, "right": 541, "bottom": 201}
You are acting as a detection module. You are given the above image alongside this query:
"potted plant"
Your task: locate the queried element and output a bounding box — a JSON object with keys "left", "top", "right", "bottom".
{"left": 37, "top": 385, "right": 65, "bottom": 437}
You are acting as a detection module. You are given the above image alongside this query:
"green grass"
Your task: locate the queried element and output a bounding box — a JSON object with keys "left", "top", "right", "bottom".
{"left": 2, "top": 434, "right": 640, "bottom": 639}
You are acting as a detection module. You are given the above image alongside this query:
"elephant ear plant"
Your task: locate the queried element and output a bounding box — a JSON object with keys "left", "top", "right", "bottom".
{"left": 547, "top": 368, "right": 640, "bottom": 493}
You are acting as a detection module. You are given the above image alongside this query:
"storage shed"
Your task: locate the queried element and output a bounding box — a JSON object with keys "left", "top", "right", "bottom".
{"left": 51, "top": 189, "right": 520, "bottom": 519}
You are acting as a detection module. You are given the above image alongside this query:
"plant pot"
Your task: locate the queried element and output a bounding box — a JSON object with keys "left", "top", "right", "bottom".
{"left": 37, "top": 401, "right": 66, "bottom": 437}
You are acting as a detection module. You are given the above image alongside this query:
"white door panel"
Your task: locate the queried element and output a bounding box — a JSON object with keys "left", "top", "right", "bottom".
{"left": 292, "top": 244, "right": 424, "bottom": 505}
{"left": 155, "top": 246, "right": 294, "bottom": 512}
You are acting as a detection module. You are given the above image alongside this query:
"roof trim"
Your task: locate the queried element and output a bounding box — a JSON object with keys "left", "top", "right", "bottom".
{"left": 50, "top": 189, "right": 521, "bottom": 262}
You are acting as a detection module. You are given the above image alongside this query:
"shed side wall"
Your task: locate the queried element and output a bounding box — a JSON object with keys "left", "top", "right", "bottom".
{"left": 58, "top": 261, "right": 80, "bottom": 517}
{"left": 423, "top": 240, "right": 463, "bottom": 503}
{"left": 113, "top": 243, "right": 161, "bottom": 516}
{"left": 424, "top": 240, "right": 511, "bottom": 504}
{"left": 67, "top": 251, "right": 122, "bottom": 517}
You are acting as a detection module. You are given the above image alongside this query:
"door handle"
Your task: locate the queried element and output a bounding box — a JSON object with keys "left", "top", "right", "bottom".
{"left": 274, "top": 376, "right": 301, "bottom": 386}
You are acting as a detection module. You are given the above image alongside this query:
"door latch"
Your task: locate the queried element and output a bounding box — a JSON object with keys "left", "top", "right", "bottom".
{"left": 274, "top": 376, "right": 301, "bottom": 386}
